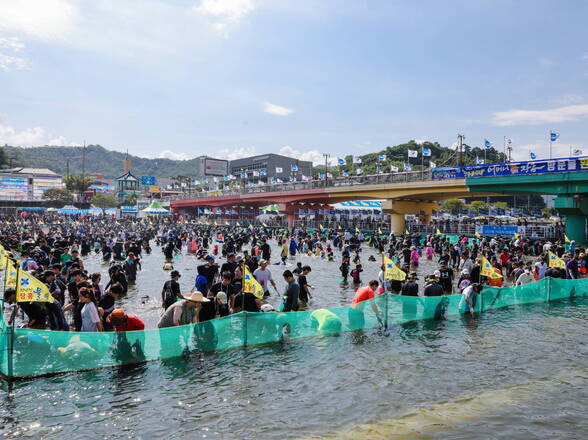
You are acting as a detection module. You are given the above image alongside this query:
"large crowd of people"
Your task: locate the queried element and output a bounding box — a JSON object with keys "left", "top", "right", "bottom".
{"left": 1, "top": 214, "right": 586, "bottom": 335}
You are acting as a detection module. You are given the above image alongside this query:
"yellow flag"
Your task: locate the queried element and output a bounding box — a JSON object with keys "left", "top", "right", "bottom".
{"left": 262, "top": 222, "right": 267, "bottom": 227}
{"left": 16, "top": 268, "right": 53, "bottom": 302}
{"left": 377, "top": 228, "right": 382, "bottom": 235}
{"left": 436, "top": 228, "right": 442, "bottom": 235}
{"left": 475, "top": 231, "right": 481, "bottom": 238}
{"left": 405, "top": 229, "right": 409, "bottom": 235}
{"left": 355, "top": 227, "right": 360, "bottom": 233}
{"left": 242, "top": 265, "right": 265, "bottom": 299}
{"left": 5, "top": 259, "right": 17, "bottom": 287}
{"left": 565, "top": 234, "right": 571, "bottom": 243}
{"left": 548, "top": 251, "right": 566, "bottom": 269}
{"left": 236, "top": 221, "right": 241, "bottom": 227}
{"left": 383, "top": 255, "right": 406, "bottom": 281}
{"left": 480, "top": 256, "right": 495, "bottom": 277}
{"left": 514, "top": 233, "right": 520, "bottom": 239}
{"left": 319, "top": 224, "right": 324, "bottom": 230}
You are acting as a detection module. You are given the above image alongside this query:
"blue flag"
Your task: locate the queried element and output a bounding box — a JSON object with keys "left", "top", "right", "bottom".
{"left": 403, "top": 163, "right": 412, "bottom": 171}
{"left": 484, "top": 139, "right": 492, "bottom": 149}
{"left": 290, "top": 164, "right": 298, "bottom": 172}
{"left": 338, "top": 158, "right": 345, "bottom": 165}
{"left": 550, "top": 131, "right": 559, "bottom": 142}
{"left": 422, "top": 147, "right": 431, "bottom": 156}
{"left": 530, "top": 152, "right": 537, "bottom": 160}
{"left": 378, "top": 154, "right": 386, "bottom": 161}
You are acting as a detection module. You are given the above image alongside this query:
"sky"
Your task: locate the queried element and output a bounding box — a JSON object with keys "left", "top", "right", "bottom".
{"left": 1, "top": 0, "right": 588, "bottom": 164}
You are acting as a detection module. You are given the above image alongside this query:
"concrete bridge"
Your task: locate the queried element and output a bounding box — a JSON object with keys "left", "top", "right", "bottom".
{"left": 170, "top": 157, "right": 588, "bottom": 244}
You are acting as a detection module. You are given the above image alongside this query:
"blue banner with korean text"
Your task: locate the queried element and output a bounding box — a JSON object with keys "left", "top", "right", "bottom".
{"left": 432, "top": 157, "right": 588, "bottom": 180}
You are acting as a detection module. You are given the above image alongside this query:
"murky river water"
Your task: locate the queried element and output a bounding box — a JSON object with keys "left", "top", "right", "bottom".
{"left": 1, "top": 242, "right": 586, "bottom": 439}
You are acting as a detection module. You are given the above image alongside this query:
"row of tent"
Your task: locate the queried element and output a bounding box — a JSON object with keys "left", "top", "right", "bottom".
{"left": 20, "top": 201, "right": 170, "bottom": 215}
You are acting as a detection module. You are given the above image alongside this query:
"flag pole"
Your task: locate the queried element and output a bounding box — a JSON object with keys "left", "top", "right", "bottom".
{"left": 241, "top": 262, "right": 248, "bottom": 347}
{"left": 8, "top": 264, "right": 20, "bottom": 379}
{"left": 421, "top": 148, "right": 424, "bottom": 180}
{"left": 549, "top": 129, "right": 552, "bottom": 159}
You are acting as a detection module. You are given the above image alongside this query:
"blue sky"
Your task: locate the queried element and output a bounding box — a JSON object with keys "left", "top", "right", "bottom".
{"left": 1, "top": 0, "right": 587, "bottom": 164}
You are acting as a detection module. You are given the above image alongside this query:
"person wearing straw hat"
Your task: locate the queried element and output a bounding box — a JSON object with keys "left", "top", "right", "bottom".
{"left": 158, "top": 291, "right": 210, "bottom": 328}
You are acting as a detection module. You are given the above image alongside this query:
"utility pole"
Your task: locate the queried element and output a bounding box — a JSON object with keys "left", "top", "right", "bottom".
{"left": 82, "top": 140, "right": 86, "bottom": 178}
{"left": 66, "top": 159, "right": 70, "bottom": 178}
{"left": 323, "top": 153, "right": 330, "bottom": 187}
{"left": 457, "top": 134, "right": 465, "bottom": 166}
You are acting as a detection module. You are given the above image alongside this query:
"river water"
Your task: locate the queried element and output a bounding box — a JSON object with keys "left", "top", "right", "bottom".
{"left": 1, "top": 242, "right": 586, "bottom": 439}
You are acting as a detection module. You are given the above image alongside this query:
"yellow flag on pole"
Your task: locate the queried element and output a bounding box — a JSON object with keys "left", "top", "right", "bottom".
{"left": 548, "top": 250, "right": 566, "bottom": 269}
{"left": 565, "top": 234, "right": 571, "bottom": 243}
{"left": 236, "top": 221, "right": 241, "bottom": 227}
{"left": 242, "top": 265, "right": 265, "bottom": 299}
{"left": 481, "top": 256, "right": 502, "bottom": 279}
{"left": 436, "top": 228, "right": 442, "bottom": 235}
{"left": 16, "top": 268, "right": 53, "bottom": 302}
{"left": 319, "top": 224, "right": 324, "bottom": 230}
{"left": 383, "top": 255, "right": 406, "bottom": 281}
{"left": 377, "top": 228, "right": 382, "bottom": 235}
{"left": 5, "top": 259, "right": 17, "bottom": 287}
{"left": 355, "top": 227, "right": 360, "bottom": 233}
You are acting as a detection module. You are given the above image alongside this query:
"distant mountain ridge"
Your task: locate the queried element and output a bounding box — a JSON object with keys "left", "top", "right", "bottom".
{"left": 3, "top": 145, "right": 202, "bottom": 178}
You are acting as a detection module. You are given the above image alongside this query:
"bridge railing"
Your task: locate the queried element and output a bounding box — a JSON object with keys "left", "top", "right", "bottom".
{"left": 165, "top": 170, "right": 434, "bottom": 202}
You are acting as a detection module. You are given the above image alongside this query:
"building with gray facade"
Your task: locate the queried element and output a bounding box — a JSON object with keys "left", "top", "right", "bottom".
{"left": 230, "top": 153, "right": 313, "bottom": 184}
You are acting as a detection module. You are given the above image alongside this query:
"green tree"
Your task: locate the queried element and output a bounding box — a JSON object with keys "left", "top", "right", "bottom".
{"left": 64, "top": 174, "right": 94, "bottom": 194}
{"left": 493, "top": 201, "right": 508, "bottom": 211}
{"left": 443, "top": 198, "right": 465, "bottom": 214}
{"left": 122, "top": 193, "right": 138, "bottom": 206}
{"left": 92, "top": 193, "right": 118, "bottom": 213}
{"left": 43, "top": 188, "right": 74, "bottom": 208}
{"left": 470, "top": 200, "right": 489, "bottom": 214}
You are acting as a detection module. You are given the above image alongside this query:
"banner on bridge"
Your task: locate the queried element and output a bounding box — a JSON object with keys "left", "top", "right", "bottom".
{"left": 479, "top": 225, "right": 520, "bottom": 236}
{"left": 432, "top": 157, "right": 588, "bottom": 180}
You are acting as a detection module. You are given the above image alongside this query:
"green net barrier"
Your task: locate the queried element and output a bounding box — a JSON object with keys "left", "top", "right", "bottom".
{"left": 0, "top": 277, "right": 586, "bottom": 379}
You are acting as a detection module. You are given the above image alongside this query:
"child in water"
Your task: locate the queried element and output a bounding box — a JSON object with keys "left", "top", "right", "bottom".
{"left": 350, "top": 263, "right": 363, "bottom": 285}
{"left": 339, "top": 256, "right": 350, "bottom": 284}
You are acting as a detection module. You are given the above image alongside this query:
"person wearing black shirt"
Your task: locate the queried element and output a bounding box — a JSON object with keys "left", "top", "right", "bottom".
{"left": 220, "top": 254, "right": 238, "bottom": 276}
{"left": 424, "top": 276, "right": 444, "bottom": 297}
{"left": 161, "top": 271, "right": 182, "bottom": 310}
{"left": 99, "top": 283, "right": 123, "bottom": 330}
{"left": 400, "top": 273, "right": 419, "bottom": 296}
{"left": 282, "top": 270, "right": 299, "bottom": 312}
{"left": 232, "top": 266, "right": 260, "bottom": 313}
{"left": 260, "top": 241, "right": 271, "bottom": 262}
{"left": 297, "top": 265, "right": 312, "bottom": 310}
{"left": 437, "top": 262, "right": 454, "bottom": 294}
{"left": 205, "top": 272, "right": 237, "bottom": 321}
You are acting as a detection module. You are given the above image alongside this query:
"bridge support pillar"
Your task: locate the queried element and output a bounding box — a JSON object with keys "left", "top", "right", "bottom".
{"left": 554, "top": 195, "right": 588, "bottom": 245}
{"left": 381, "top": 200, "right": 440, "bottom": 234}
{"left": 278, "top": 203, "right": 297, "bottom": 229}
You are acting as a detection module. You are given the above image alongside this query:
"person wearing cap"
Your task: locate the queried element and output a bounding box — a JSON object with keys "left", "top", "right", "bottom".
{"left": 220, "top": 253, "right": 238, "bottom": 276}
{"left": 161, "top": 270, "right": 182, "bottom": 310}
{"left": 202, "top": 255, "right": 219, "bottom": 286}
{"left": 107, "top": 308, "right": 145, "bottom": 331}
{"left": 423, "top": 274, "right": 444, "bottom": 297}
{"left": 157, "top": 292, "right": 210, "bottom": 328}
{"left": 99, "top": 283, "right": 123, "bottom": 329}
{"left": 215, "top": 292, "right": 230, "bottom": 317}
{"left": 254, "top": 259, "right": 277, "bottom": 298}
{"left": 400, "top": 273, "right": 419, "bottom": 297}
{"left": 459, "top": 283, "right": 484, "bottom": 315}
{"left": 204, "top": 271, "right": 236, "bottom": 321}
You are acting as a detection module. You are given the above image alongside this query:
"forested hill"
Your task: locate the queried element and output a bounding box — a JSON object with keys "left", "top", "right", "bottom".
{"left": 2, "top": 145, "right": 202, "bottom": 178}
{"left": 1, "top": 141, "right": 507, "bottom": 178}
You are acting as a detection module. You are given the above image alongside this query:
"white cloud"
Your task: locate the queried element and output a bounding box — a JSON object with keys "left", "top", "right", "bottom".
{"left": 539, "top": 57, "right": 554, "bottom": 66}
{"left": 0, "top": 0, "right": 79, "bottom": 40}
{"left": 158, "top": 149, "right": 190, "bottom": 160}
{"left": 0, "top": 119, "right": 76, "bottom": 146}
{"left": 0, "top": 122, "right": 45, "bottom": 145}
{"left": 492, "top": 105, "right": 588, "bottom": 126}
{"left": 279, "top": 145, "right": 334, "bottom": 166}
{"left": 194, "top": 0, "right": 256, "bottom": 29}
{"left": 414, "top": 139, "right": 428, "bottom": 145}
{"left": 583, "top": 52, "right": 588, "bottom": 60}
{"left": 0, "top": 36, "right": 29, "bottom": 71}
{"left": 218, "top": 145, "right": 257, "bottom": 160}
{"left": 0, "top": 52, "right": 29, "bottom": 71}
{"left": 47, "top": 135, "right": 78, "bottom": 146}
{"left": 0, "top": 37, "right": 24, "bottom": 52}
{"left": 263, "top": 101, "right": 294, "bottom": 116}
